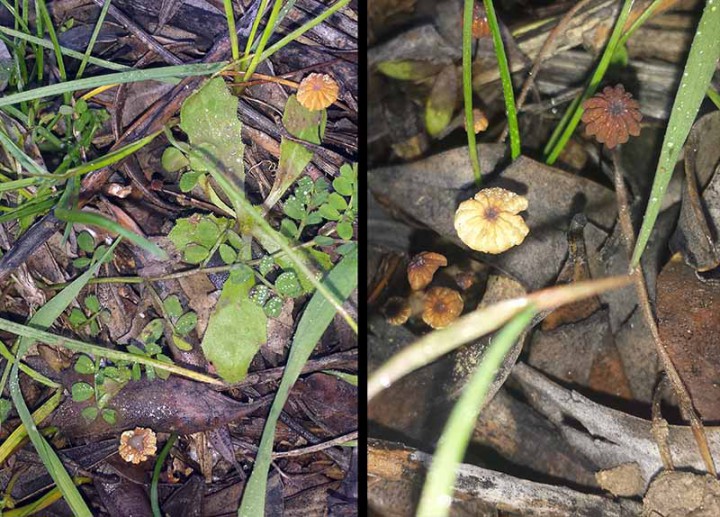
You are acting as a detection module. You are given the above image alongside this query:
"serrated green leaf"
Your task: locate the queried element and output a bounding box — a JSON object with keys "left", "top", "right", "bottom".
{"left": 71, "top": 382, "right": 94, "bottom": 402}
{"left": 201, "top": 266, "right": 267, "bottom": 383}
{"left": 68, "top": 308, "right": 87, "bottom": 326}
{"left": 163, "top": 295, "right": 183, "bottom": 320}
{"left": 175, "top": 312, "right": 198, "bottom": 336}
{"left": 283, "top": 196, "right": 306, "bottom": 221}
{"left": 162, "top": 147, "right": 190, "bottom": 172}
{"left": 84, "top": 295, "right": 100, "bottom": 313}
{"left": 76, "top": 231, "right": 95, "bottom": 253}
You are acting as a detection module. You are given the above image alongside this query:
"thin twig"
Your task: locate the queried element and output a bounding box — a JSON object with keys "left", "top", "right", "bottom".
{"left": 271, "top": 430, "right": 357, "bottom": 458}
{"left": 610, "top": 147, "right": 717, "bottom": 476}
{"left": 92, "top": 0, "right": 183, "bottom": 65}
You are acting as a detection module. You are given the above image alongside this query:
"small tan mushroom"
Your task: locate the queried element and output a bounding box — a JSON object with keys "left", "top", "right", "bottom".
{"left": 454, "top": 187, "right": 529, "bottom": 254}
{"left": 296, "top": 73, "right": 339, "bottom": 111}
{"left": 384, "top": 296, "right": 412, "bottom": 326}
{"left": 464, "top": 108, "right": 489, "bottom": 134}
{"left": 119, "top": 427, "right": 157, "bottom": 464}
{"left": 422, "top": 287, "right": 464, "bottom": 329}
{"left": 407, "top": 251, "right": 448, "bottom": 291}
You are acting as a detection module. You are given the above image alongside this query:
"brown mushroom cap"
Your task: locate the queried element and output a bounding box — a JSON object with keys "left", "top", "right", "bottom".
{"left": 296, "top": 73, "right": 339, "bottom": 111}
{"left": 384, "top": 296, "right": 412, "bottom": 326}
{"left": 454, "top": 187, "right": 529, "bottom": 254}
{"left": 581, "top": 84, "right": 642, "bottom": 149}
{"left": 119, "top": 427, "right": 158, "bottom": 464}
{"left": 422, "top": 287, "right": 464, "bottom": 329}
{"left": 407, "top": 251, "right": 448, "bottom": 291}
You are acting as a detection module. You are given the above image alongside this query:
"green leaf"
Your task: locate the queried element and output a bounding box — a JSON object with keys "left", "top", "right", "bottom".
{"left": 259, "top": 256, "right": 275, "bottom": 276}
{"left": 183, "top": 244, "right": 210, "bottom": 264}
{"left": 275, "top": 271, "right": 302, "bottom": 298}
{"left": 84, "top": 295, "right": 101, "bottom": 313}
{"left": 102, "top": 408, "right": 117, "bottom": 425}
{"left": 163, "top": 295, "right": 183, "bottom": 320}
{"left": 68, "top": 308, "right": 87, "bottom": 326}
{"left": 250, "top": 285, "right": 270, "bottom": 306}
{"left": 175, "top": 312, "right": 198, "bottom": 336}
{"left": 162, "top": 147, "right": 189, "bottom": 173}
{"left": 74, "top": 355, "right": 96, "bottom": 375}
{"left": 265, "top": 95, "right": 326, "bottom": 209}
{"left": 0, "top": 398, "right": 12, "bottom": 423}
{"left": 314, "top": 235, "right": 334, "bottom": 246}
{"left": 81, "top": 406, "right": 98, "bottom": 422}
{"left": 179, "top": 171, "right": 202, "bottom": 192}
{"left": 73, "top": 257, "right": 91, "bottom": 269}
{"left": 283, "top": 196, "right": 306, "bottom": 221}
{"left": 318, "top": 204, "right": 341, "bottom": 221}
{"left": 76, "top": 231, "right": 95, "bottom": 253}
{"left": 376, "top": 60, "right": 445, "bottom": 80}
{"left": 71, "top": 382, "right": 94, "bottom": 402}
{"left": 332, "top": 176, "right": 353, "bottom": 197}
{"left": 280, "top": 218, "right": 298, "bottom": 239}
{"left": 219, "top": 243, "right": 237, "bottom": 264}
{"left": 263, "top": 297, "right": 283, "bottom": 318}
{"left": 201, "top": 266, "right": 267, "bottom": 383}
{"left": 336, "top": 222, "right": 354, "bottom": 241}
{"left": 145, "top": 342, "right": 163, "bottom": 357}
{"left": 425, "top": 65, "right": 457, "bottom": 137}
{"left": 327, "top": 193, "right": 348, "bottom": 211}
{"left": 196, "top": 218, "right": 221, "bottom": 248}
{"left": 139, "top": 319, "right": 165, "bottom": 345}
{"left": 322, "top": 370, "right": 358, "bottom": 386}
{"left": 179, "top": 77, "right": 245, "bottom": 185}
{"left": 239, "top": 246, "right": 358, "bottom": 516}
{"left": 340, "top": 163, "right": 357, "bottom": 181}
{"left": 172, "top": 333, "right": 194, "bottom": 352}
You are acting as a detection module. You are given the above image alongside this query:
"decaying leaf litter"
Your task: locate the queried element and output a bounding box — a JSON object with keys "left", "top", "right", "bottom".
{"left": 369, "top": 0, "right": 720, "bottom": 515}
{"left": 0, "top": 0, "right": 357, "bottom": 515}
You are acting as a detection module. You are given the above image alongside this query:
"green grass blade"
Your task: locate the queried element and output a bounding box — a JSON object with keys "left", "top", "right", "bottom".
{"left": 0, "top": 177, "right": 43, "bottom": 193}
{"left": 544, "top": 0, "right": 634, "bottom": 164}
{"left": 0, "top": 390, "right": 61, "bottom": 465}
{"left": 631, "top": 2, "right": 720, "bottom": 267}
{"left": 416, "top": 307, "right": 535, "bottom": 517}
{"left": 223, "top": 0, "right": 240, "bottom": 62}
{"left": 54, "top": 208, "right": 168, "bottom": 259}
{"left": 0, "top": 62, "right": 229, "bottom": 108}
{"left": 463, "top": 0, "right": 482, "bottom": 185}
{"left": 7, "top": 243, "right": 119, "bottom": 517}
{"left": 0, "top": 26, "right": 131, "bottom": 72}
{"left": 709, "top": 86, "right": 720, "bottom": 110}
{"left": 243, "top": 0, "right": 271, "bottom": 65}
{"left": 75, "top": 0, "right": 113, "bottom": 79}
{"left": 484, "top": 0, "right": 520, "bottom": 159}
{"left": 242, "top": 0, "right": 284, "bottom": 81}
{"left": 37, "top": 0, "right": 67, "bottom": 83}
{"left": 238, "top": 246, "right": 358, "bottom": 516}
{"left": 151, "top": 432, "right": 177, "bottom": 517}
{"left": 258, "top": 0, "right": 351, "bottom": 65}
{"left": 0, "top": 128, "right": 49, "bottom": 175}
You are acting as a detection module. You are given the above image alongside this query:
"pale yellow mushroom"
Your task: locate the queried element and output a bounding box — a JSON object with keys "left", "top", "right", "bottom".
{"left": 454, "top": 187, "right": 529, "bottom": 254}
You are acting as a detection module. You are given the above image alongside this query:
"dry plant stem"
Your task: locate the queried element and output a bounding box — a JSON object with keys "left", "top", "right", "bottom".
{"left": 271, "top": 430, "right": 357, "bottom": 458}
{"left": 499, "top": 0, "right": 594, "bottom": 143}
{"left": 651, "top": 374, "right": 674, "bottom": 471}
{"left": 92, "top": 0, "right": 183, "bottom": 65}
{"left": 610, "top": 148, "right": 717, "bottom": 476}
